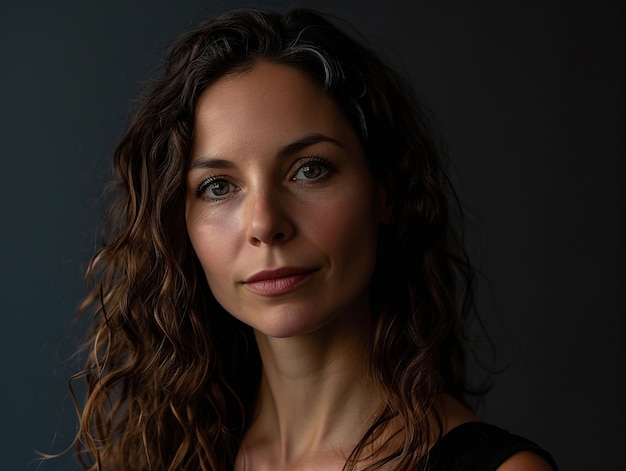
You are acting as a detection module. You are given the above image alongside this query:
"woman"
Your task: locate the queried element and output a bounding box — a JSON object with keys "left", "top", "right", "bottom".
{"left": 68, "top": 8, "right": 558, "bottom": 471}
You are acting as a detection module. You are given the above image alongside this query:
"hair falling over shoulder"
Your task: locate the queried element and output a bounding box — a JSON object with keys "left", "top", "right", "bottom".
{"left": 66, "top": 8, "right": 483, "bottom": 471}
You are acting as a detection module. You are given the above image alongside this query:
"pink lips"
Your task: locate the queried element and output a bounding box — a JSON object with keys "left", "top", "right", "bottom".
{"left": 243, "top": 267, "right": 317, "bottom": 296}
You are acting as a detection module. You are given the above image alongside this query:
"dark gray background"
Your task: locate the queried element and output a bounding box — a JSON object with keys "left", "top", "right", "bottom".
{"left": 1, "top": 1, "right": 623, "bottom": 469}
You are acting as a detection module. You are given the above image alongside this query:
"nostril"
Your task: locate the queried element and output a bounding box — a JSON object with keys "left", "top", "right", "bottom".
{"left": 272, "top": 232, "right": 285, "bottom": 241}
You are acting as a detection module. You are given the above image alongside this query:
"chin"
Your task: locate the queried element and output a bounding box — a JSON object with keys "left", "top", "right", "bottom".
{"left": 253, "top": 310, "right": 330, "bottom": 339}
{"left": 218, "top": 288, "right": 372, "bottom": 341}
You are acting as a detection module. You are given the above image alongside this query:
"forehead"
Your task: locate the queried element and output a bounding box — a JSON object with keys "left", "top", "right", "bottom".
{"left": 196, "top": 61, "right": 327, "bottom": 115}
{"left": 191, "top": 61, "right": 357, "bottom": 157}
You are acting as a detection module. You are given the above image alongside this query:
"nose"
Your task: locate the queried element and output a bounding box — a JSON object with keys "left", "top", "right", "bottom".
{"left": 245, "top": 188, "right": 294, "bottom": 246}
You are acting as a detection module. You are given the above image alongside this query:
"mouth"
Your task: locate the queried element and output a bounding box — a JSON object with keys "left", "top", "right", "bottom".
{"left": 242, "top": 267, "right": 318, "bottom": 296}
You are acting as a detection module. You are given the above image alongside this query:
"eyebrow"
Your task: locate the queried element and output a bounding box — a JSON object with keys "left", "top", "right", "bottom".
{"left": 188, "top": 133, "right": 344, "bottom": 172}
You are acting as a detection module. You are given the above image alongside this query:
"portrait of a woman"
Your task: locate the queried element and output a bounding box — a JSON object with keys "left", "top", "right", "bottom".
{"left": 2, "top": 2, "right": 622, "bottom": 471}
{"left": 64, "top": 8, "right": 557, "bottom": 471}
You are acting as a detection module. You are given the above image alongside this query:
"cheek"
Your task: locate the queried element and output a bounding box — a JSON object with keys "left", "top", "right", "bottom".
{"left": 314, "top": 188, "right": 381, "bottom": 264}
{"left": 186, "top": 208, "right": 240, "bottom": 283}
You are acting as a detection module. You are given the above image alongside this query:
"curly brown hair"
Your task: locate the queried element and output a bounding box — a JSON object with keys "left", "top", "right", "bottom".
{"left": 68, "top": 8, "right": 479, "bottom": 471}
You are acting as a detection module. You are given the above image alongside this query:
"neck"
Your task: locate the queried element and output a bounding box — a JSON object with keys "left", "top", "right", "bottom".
{"left": 243, "top": 310, "right": 380, "bottom": 468}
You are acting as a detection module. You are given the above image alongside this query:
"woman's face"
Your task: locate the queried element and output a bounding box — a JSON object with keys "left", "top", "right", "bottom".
{"left": 185, "top": 61, "right": 389, "bottom": 339}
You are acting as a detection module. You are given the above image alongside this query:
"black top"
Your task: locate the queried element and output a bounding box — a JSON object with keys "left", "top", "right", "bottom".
{"left": 426, "top": 422, "right": 559, "bottom": 471}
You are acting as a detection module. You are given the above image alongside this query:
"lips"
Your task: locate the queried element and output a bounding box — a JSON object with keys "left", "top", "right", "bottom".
{"left": 243, "top": 267, "right": 317, "bottom": 296}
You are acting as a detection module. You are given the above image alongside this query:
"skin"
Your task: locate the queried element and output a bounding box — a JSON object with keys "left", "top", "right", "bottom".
{"left": 185, "top": 61, "right": 552, "bottom": 471}
{"left": 186, "top": 62, "right": 388, "bottom": 341}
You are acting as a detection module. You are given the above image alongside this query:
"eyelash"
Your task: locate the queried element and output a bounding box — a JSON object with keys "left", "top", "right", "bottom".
{"left": 194, "top": 156, "right": 335, "bottom": 202}
{"left": 195, "top": 175, "right": 238, "bottom": 202}
{"left": 291, "top": 156, "right": 334, "bottom": 182}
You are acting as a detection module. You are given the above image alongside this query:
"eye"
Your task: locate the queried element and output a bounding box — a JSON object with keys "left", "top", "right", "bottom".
{"left": 292, "top": 158, "right": 333, "bottom": 182}
{"left": 196, "top": 176, "right": 238, "bottom": 201}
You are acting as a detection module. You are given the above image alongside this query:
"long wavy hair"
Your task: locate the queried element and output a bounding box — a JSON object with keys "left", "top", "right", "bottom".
{"left": 69, "top": 8, "right": 479, "bottom": 471}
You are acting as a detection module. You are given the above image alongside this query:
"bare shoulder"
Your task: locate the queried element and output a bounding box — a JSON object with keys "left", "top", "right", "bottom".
{"left": 496, "top": 451, "right": 555, "bottom": 471}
